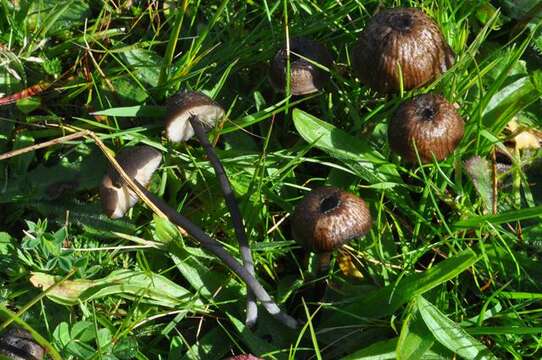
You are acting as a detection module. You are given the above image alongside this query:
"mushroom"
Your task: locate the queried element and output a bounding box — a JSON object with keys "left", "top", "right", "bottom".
{"left": 0, "top": 327, "right": 45, "bottom": 360}
{"left": 165, "top": 90, "right": 259, "bottom": 327}
{"left": 292, "top": 186, "right": 372, "bottom": 254}
{"left": 100, "top": 146, "right": 162, "bottom": 218}
{"left": 165, "top": 90, "right": 225, "bottom": 143}
{"left": 270, "top": 37, "right": 333, "bottom": 95}
{"left": 352, "top": 8, "right": 454, "bottom": 93}
{"left": 388, "top": 93, "right": 464, "bottom": 163}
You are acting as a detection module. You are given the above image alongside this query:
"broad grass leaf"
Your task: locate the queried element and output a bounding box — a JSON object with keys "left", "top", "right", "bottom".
{"left": 292, "top": 108, "right": 414, "bottom": 212}
{"left": 179, "top": 327, "right": 229, "bottom": 360}
{"left": 28, "top": 1, "right": 91, "bottom": 36}
{"left": 397, "top": 307, "right": 434, "bottom": 360}
{"left": 293, "top": 108, "right": 385, "bottom": 164}
{"left": 454, "top": 205, "right": 542, "bottom": 229}
{"left": 30, "top": 272, "right": 95, "bottom": 305}
{"left": 118, "top": 48, "right": 162, "bottom": 87}
{"left": 416, "top": 296, "right": 496, "bottom": 359}
{"left": 482, "top": 76, "right": 540, "bottom": 133}
{"left": 341, "top": 337, "right": 448, "bottom": 360}
{"left": 91, "top": 105, "right": 165, "bottom": 117}
{"left": 84, "top": 270, "right": 199, "bottom": 308}
{"left": 226, "top": 314, "right": 279, "bottom": 358}
{"left": 340, "top": 338, "right": 397, "bottom": 360}
{"left": 320, "top": 249, "right": 479, "bottom": 330}
{"left": 30, "top": 270, "right": 200, "bottom": 309}
{"left": 170, "top": 246, "right": 231, "bottom": 299}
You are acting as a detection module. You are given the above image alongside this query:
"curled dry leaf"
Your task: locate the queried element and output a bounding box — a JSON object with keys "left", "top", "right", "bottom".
{"left": 507, "top": 118, "right": 541, "bottom": 151}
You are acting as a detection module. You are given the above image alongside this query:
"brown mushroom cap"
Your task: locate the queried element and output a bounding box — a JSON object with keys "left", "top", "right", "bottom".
{"left": 352, "top": 8, "right": 454, "bottom": 93}
{"left": 292, "top": 187, "right": 372, "bottom": 253}
{"left": 270, "top": 37, "right": 333, "bottom": 95}
{"left": 388, "top": 93, "right": 464, "bottom": 163}
{"left": 0, "top": 327, "right": 45, "bottom": 360}
{"left": 165, "top": 90, "right": 225, "bottom": 143}
{"left": 99, "top": 146, "right": 162, "bottom": 219}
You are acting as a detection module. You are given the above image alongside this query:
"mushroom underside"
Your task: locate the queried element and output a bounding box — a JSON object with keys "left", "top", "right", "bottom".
{"left": 166, "top": 105, "right": 224, "bottom": 143}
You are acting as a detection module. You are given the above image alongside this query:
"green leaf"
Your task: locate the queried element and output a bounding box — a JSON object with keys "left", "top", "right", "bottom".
{"left": 91, "top": 105, "right": 165, "bottom": 117}
{"left": 454, "top": 205, "right": 542, "bottom": 229}
{"left": 482, "top": 76, "right": 540, "bottom": 133}
{"left": 417, "top": 296, "right": 496, "bottom": 359}
{"left": 292, "top": 108, "right": 414, "bottom": 212}
{"left": 16, "top": 96, "right": 41, "bottom": 114}
{"left": 320, "top": 250, "right": 479, "bottom": 331}
{"left": 30, "top": 270, "right": 201, "bottom": 309}
{"left": 118, "top": 48, "right": 162, "bottom": 87}
{"left": 179, "top": 327, "right": 229, "bottom": 360}
{"left": 340, "top": 338, "right": 397, "bottom": 360}
{"left": 464, "top": 156, "right": 493, "bottom": 213}
{"left": 292, "top": 108, "right": 386, "bottom": 164}
{"left": 397, "top": 305, "right": 434, "bottom": 360}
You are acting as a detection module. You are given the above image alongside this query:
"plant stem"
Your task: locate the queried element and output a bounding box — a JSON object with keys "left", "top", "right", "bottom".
{"left": 134, "top": 182, "right": 297, "bottom": 329}
{"left": 188, "top": 115, "right": 259, "bottom": 327}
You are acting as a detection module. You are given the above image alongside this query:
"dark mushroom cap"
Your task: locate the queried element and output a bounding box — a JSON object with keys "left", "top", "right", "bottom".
{"left": 99, "top": 146, "right": 162, "bottom": 218}
{"left": 270, "top": 37, "right": 333, "bottom": 95}
{"left": 388, "top": 93, "right": 464, "bottom": 163}
{"left": 352, "top": 8, "right": 454, "bottom": 93}
{"left": 0, "top": 327, "right": 45, "bottom": 360}
{"left": 165, "top": 90, "right": 225, "bottom": 143}
{"left": 292, "top": 187, "right": 371, "bottom": 253}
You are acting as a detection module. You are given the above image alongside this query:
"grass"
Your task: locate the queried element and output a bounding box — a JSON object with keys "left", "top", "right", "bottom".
{"left": 1, "top": 0, "right": 542, "bottom": 359}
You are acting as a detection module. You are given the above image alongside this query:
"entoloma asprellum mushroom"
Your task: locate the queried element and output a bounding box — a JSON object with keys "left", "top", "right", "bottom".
{"left": 98, "top": 141, "right": 297, "bottom": 328}
{"left": 388, "top": 93, "right": 464, "bottom": 163}
{"left": 165, "top": 90, "right": 259, "bottom": 327}
{"left": 165, "top": 90, "right": 225, "bottom": 143}
{"left": 352, "top": 8, "right": 454, "bottom": 93}
{"left": 270, "top": 37, "right": 333, "bottom": 95}
{"left": 292, "top": 186, "right": 372, "bottom": 254}
{"left": 100, "top": 145, "right": 162, "bottom": 219}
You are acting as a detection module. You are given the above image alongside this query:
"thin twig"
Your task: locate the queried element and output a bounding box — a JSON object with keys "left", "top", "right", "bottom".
{"left": 0, "top": 131, "right": 87, "bottom": 161}
{"left": 189, "top": 115, "right": 258, "bottom": 327}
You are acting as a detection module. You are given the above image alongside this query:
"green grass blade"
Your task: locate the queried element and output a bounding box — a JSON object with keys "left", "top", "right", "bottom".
{"left": 416, "top": 295, "right": 496, "bottom": 360}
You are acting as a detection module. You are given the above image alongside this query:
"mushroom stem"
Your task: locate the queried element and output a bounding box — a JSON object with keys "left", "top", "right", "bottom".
{"left": 188, "top": 115, "right": 259, "bottom": 328}
{"left": 133, "top": 182, "right": 298, "bottom": 329}
{"left": 317, "top": 252, "right": 332, "bottom": 273}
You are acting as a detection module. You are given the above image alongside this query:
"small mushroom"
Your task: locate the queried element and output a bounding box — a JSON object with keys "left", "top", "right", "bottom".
{"left": 352, "top": 8, "right": 454, "bottom": 93}
{"left": 165, "top": 90, "right": 225, "bottom": 143}
{"left": 270, "top": 37, "right": 333, "bottom": 95}
{"left": 388, "top": 93, "right": 464, "bottom": 163}
{"left": 100, "top": 146, "right": 162, "bottom": 218}
{"left": 0, "top": 327, "right": 45, "bottom": 360}
{"left": 292, "top": 186, "right": 371, "bottom": 253}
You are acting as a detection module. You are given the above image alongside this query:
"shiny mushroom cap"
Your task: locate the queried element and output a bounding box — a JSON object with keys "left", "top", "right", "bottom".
{"left": 352, "top": 7, "right": 454, "bottom": 93}
{"left": 388, "top": 93, "right": 464, "bottom": 163}
{"left": 0, "top": 327, "right": 45, "bottom": 360}
{"left": 99, "top": 146, "right": 162, "bottom": 219}
{"left": 270, "top": 37, "right": 333, "bottom": 95}
{"left": 165, "top": 90, "right": 225, "bottom": 143}
{"left": 292, "top": 187, "right": 372, "bottom": 253}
